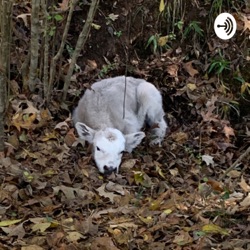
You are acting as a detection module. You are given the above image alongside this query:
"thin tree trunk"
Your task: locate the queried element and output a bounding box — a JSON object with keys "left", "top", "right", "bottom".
{"left": 0, "top": 73, "right": 5, "bottom": 153}
{"left": 62, "top": 0, "right": 99, "bottom": 101}
{"left": 42, "top": 0, "right": 49, "bottom": 98}
{"left": 29, "top": 0, "right": 40, "bottom": 92}
{"left": 0, "top": 0, "right": 13, "bottom": 153}
{"left": 47, "top": 0, "right": 79, "bottom": 102}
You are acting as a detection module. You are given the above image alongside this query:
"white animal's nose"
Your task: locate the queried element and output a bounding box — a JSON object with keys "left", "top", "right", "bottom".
{"left": 103, "top": 165, "right": 117, "bottom": 175}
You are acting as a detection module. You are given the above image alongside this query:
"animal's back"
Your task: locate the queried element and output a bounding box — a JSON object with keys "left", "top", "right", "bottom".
{"left": 73, "top": 76, "right": 145, "bottom": 132}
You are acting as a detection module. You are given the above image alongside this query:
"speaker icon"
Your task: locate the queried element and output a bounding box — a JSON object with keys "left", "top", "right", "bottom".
{"left": 214, "top": 13, "right": 237, "bottom": 40}
{"left": 217, "top": 17, "right": 233, "bottom": 35}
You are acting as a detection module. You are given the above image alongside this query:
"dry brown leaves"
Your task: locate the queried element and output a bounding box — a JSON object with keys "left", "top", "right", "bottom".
{"left": 1, "top": 77, "right": 249, "bottom": 249}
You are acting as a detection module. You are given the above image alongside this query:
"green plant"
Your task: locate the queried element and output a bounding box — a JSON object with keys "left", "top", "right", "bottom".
{"left": 145, "top": 33, "right": 175, "bottom": 54}
{"left": 234, "top": 76, "right": 250, "bottom": 95}
{"left": 175, "top": 20, "right": 184, "bottom": 31}
{"left": 46, "top": 11, "right": 63, "bottom": 37}
{"left": 47, "top": 13, "right": 63, "bottom": 22}
{"left": 218, "top": 100, "right": 240, "bottom": 119}
{"left": 66, "top": 43, "right": 74, "bottom": 57}
{"left": 99, "top": 62, "right": 116, "bottom": 78}
{"left": 210, "top": 0, "right": 223, "bottom": 17}
{"left": 162, "top": 0, "right": 185, "bottom": 34}
{"left": 184, "top": 21, "right": 204, "bottom": 39}
{"left": 208, "top": 57, "right": 230, "bottom": 75}
{"left": 145, "top": 34, "right": 160, "bottom": 54}
{"left": 114, "top": 30, "right": 122, "bottom": 37}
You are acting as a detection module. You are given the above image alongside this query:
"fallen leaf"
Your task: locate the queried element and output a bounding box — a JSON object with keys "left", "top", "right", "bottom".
{"left": 54, "top": 121, "right": 69, "bottom": 131}
{"left": 166, "top": 64, "right": 179, "bottom": 77}
{"left": 241, "top": 13, "right": 250, "bottom": 33}
{"left": 155, "top": 161, "right": 165, "bottom": 178}
{"left": 109, "top": 221, "right": 138, "bottom": 229}
{"left": 169, "top": 168, "right": 179, "bottom": 177}
{"left": 202, "top": 155, "right": 214, "bottom": 166}
{"left": 171, "top": 132, "right": 188, "bottom": 143}
{"left": 158, "top": 35, "right": 168, "bottom": 46}
{"left": 17, "top": 13, "right": 31, "bottom": 27}
{"left": 239, "top": 176, "right": 250, "bottom": 192}
{"left": 53, "top": 185, "right": 94, "bottom": 200}
{"left": 227, "top": 170, "right": 241, "bottom": 178}
{"left": 187, "top": 83, "right": 197, "bottom": 91}
{"left": 91, "top": 236, "right": 119, "bottom": 250}
{"left": 105, "top": 181, "right": 125, "bottom": 195}
{"left": 202, "top": 224, "right": 229, "bottom": 235}
{"left": 1, "top": 222, "right": 25, "bottom": 239}
{"left": 240, "top": 193, "right": 250, "bottom": 207}
{"left": 0, "top": 219, "right": 22, "bottom": 227}
{"left": 159, "top": 0, "right": 165, "bottom": 12}
{"left": 138, "top": 216, "right": 153, "bottom": 224}
{"left": 97, "top": 183, "right": 119, "bottom": 203}
{"left": 184, "top": 61, "right": 199, "bottom": 77}
{"left": 66, "top": 231, "right": 84, "bottom": 242}
{"left": 206, "top": 179, "right": 223, "bottom": 192}
{"left": 58, "top": 0, "right": 70, "bottom": 11}
{"left": 91, "top": 23, "right": 101, "bottom": 30}
{"left": 21, "top": 245, "right": 44, "bottom": 250}
{"left": 64, "top": 128, "right": 77, "bottom": 146}
{"left": 108, "top": 228, "right": 130, "bottom": 245}
{"left": 46, "top": 231, "right": 65, "bottom": 247}
{"left": 120, "top": 159, "right": 137, "bottom": 171}
{"left": 31, "top": 222, "right": 52, "bottom": 233}
{"left": 223, "top": 125, "right": 235, "bottom": 138}
{"left": 133, "top": 171, "right": 152, "bottom": 187}
{"left": 108, "top": 13, "right": 119, "bottom": 21}
{"left": 173, "top": 231, "right": 193, "bottom": 246}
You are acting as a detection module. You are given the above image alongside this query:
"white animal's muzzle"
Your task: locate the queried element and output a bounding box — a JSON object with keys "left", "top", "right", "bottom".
{"left": 103, "top": 165, "right": 117, "bottom": 175}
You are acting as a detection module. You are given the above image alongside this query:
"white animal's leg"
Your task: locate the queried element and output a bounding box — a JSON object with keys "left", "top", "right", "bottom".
{"left": 123, "top": 116, "right": 143, "bottom": 134}
{"left": 137, "top": 81, "right": 168, "bottom": 145}
{"left": 149, "top": 118, "right": 167, "bottom": 145}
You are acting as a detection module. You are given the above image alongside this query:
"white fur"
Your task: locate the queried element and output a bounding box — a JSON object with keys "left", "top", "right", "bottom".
{"left": 73, "top": 76, "right": 167, "bottom": 174}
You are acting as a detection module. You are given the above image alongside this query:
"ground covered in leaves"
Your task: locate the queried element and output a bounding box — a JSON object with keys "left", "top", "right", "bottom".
{"left": 1, "top": 0, "right": 250, "bottom": 249}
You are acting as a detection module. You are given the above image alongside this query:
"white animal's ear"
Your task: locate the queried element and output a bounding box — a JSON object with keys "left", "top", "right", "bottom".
{"left": 124, "top": 132, "right": 145, "bottom": 153}
{"left": 75, "top": 122, "right": 96, "bottom": 143}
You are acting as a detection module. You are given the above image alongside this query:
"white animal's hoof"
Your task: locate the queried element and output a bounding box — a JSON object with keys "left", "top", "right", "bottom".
{"left": 149, "top": 138, "right": 162, "bottom": 147}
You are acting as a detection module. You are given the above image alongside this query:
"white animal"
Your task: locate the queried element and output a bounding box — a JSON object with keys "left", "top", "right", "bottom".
{"left": 73, "top": 76, "right": 167, "bottom": 175}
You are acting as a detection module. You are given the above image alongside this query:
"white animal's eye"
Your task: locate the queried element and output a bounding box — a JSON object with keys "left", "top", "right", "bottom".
{"left": 96, "top": 146, "right": 101, "bottom": 151}
{"left": 119, "top": 151, "right": 124, "bottom": 154}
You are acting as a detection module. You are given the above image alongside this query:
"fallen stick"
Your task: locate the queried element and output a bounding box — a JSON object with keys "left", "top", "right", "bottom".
{"left": 219, "top": 145, "right": 250, "bottom": 180}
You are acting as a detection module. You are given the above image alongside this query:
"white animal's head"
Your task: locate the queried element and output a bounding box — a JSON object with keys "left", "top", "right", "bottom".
{"left": 75, "top": 122, "right": 145, "bottom": 175}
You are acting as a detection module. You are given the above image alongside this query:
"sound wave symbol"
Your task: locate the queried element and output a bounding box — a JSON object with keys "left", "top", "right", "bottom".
{"left": 217, "top": 17, "right": 233, "bottom": 35}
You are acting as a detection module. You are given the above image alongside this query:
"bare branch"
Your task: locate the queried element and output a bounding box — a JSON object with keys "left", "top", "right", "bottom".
{"left": 219, "top": 146, "right": 250, "bottom": 180}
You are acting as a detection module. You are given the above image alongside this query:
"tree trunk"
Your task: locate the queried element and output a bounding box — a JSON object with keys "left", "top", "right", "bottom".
{"left": 0, "top": 0, "right": 13, "bottom": 153}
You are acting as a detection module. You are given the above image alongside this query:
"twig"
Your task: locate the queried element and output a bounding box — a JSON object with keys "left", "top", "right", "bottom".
{"left": 219, "top": 145, "right": 250, "bottom": 180}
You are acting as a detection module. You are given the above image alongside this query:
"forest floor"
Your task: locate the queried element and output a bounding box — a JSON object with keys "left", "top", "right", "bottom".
{"left": 1, "top": 0, "right": 250, "bottom": 249}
